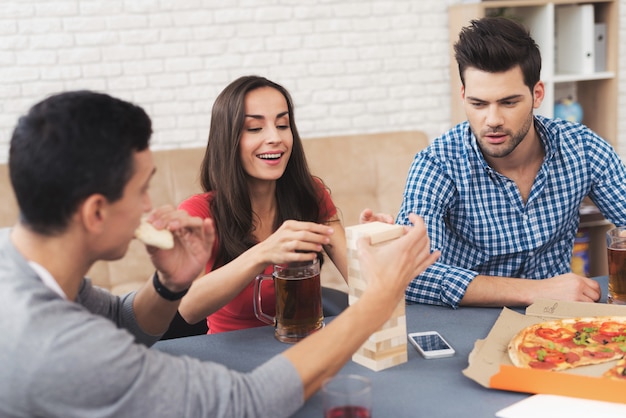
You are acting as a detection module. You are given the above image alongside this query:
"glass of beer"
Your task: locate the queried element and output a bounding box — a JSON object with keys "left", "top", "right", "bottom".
{"left": 253, "top": 258, "right": 324, "bottom": 343}
{"left": 322, "top": 375, "right": 372, "bottom": 418}
{"left": 606, "top": 227, "right": 626, "bottom": 304}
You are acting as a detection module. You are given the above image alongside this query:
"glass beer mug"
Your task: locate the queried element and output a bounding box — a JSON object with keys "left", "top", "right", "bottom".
{"left": 606, "top": 226, "right": 626, "bottom": 304}
{"left": 253, "top": 258, "right": 324, "bottom": 343}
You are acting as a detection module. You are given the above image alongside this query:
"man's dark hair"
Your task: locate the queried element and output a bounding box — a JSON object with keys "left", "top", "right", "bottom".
{"left": 453, "top": 16, "right": 541, "bottom": 91}
{"left": 9, "top": 90, "right": 152, "bottom": 235}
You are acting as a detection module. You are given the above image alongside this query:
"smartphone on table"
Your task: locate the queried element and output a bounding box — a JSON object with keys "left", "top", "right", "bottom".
{"left": 407, "top": 331, "right": 455, "bottom": 359}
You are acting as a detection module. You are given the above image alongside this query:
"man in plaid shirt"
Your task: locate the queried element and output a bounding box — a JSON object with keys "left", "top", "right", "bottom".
{"left": 397, "top": 17, "right": 626, "bottom": 308}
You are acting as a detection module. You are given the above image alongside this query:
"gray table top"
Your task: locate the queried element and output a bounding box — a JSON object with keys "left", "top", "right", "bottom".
{"left": 154, "top": 276, "right": 609, "bottom": 417}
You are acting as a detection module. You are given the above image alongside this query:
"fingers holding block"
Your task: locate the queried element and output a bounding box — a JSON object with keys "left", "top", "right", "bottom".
{"left": 345, "top": 222, "right": 404, "bottom": 248}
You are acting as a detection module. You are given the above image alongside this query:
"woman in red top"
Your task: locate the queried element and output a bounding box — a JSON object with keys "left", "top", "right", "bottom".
{"left": 178, "top": 76, "right": 349, "bottom": 333}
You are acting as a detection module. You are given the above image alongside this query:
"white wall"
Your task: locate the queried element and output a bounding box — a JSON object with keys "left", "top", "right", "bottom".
{"left": 1, "top": 0, "right": 625, "bottom": 164}
{"left": 618, "top": 0, "right": 626, "bottom": 161}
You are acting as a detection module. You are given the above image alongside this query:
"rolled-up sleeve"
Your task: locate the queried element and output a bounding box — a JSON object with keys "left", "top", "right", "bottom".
{"left": 404, "top": 262, "right": 477, "bottom": 308}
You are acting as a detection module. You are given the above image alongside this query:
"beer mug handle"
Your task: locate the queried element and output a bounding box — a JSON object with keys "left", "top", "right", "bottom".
{"left": 253, "top": 274, "right": 275, "bottom": 325}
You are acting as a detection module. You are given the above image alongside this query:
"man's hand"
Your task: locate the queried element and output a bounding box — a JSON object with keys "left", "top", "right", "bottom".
{"left": 142, "top": 206, "right": 214, "bottom": 292}
{"left": 461, "top": 272, "right": 602, "bottom": 307}
{"left": 535, "top": 273, "right": 602, "bottom": 303}
{"left": 359, "top": 208, "right": 394, "bottom": 224}
{"left": 281, "top": 213, "right": 439, "bottom": 399}
{"left": 357, "top": 213, "right": 440, "bottom": 305}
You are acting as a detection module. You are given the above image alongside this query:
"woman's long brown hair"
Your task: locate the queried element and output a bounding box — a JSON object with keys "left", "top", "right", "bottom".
{"left": 200, "top": 75, "right": 330, "bottom": 266}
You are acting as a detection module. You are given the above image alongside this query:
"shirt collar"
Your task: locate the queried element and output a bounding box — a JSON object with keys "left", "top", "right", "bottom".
{"left": 534, "top": 115, "right": 557, "bottom": 159}
{"left": 29, "top": 261, "right": 67, "bottom": 300}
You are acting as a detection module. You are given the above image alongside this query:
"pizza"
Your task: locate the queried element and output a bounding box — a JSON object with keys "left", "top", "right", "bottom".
{"left": 508, "top": 316, "right": 626, "bottom": 379}
{"left": 134, "top": 219, "right": 174, "bottom": 250}
{"left": 603, "top": 357, "right": 626, "bottom": 380}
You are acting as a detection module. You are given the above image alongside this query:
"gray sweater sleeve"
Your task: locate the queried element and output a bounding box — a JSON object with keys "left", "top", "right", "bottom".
{"left": 77, "top": 277, "right": 161, "bottom": 346}
{"left": 71, "top": 281, "right": 305, "bottom": 416}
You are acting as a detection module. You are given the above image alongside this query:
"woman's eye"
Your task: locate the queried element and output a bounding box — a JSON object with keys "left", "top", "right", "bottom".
{"left": 246, "top": 127, "right": 262, "bottom": 132}
{"left": 277, "top": 125, "right": 289, "bottom": 130}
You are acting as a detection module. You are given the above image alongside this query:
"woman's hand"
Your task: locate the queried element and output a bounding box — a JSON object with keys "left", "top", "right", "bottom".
{"left": 255, "top": 220, "right": 333, "bottom": 265}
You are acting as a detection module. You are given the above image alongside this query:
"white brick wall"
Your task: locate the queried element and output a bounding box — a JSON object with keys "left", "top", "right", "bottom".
{"left": 1, "top": 0, "right": 625, "bottom": 164}
{"left": 618, "top": 0, "right": 626, "bottom": 161}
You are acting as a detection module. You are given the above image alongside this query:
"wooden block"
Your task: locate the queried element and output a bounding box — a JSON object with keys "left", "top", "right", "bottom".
{"left": 347, "top": 256, "right": 362, "bottom": 271}
{"left": 357, "top": 341, "right": 406, "bottom": 361}
{"left": 345, "top": 222, "right": 404, "bottom": 247}
{"left": 352, "top": 349, "right": 408, "bottom": 372}
{"left": 359, "top": 334, "right": 406, "bottom": 352}
{"left": 346, "top": 222, "right": 404, "bottom": 297}
{"left": 363, "top": 316, "right": 407, "bottom": 343}
{"left": 346, "top": 221, "right": 408, "bottom": 371}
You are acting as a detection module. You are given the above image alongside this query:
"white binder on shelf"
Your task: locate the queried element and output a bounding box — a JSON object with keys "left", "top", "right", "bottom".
{"left": 555, "top": 4, "right": 595, "bottom": 75}
{"left": 594, "top": 23, "right": 607, "bottom": 72}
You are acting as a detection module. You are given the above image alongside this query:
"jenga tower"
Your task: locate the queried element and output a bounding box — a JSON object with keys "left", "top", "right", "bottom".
{"left": 346, "top": 222, "right": 407, "bottom": 371}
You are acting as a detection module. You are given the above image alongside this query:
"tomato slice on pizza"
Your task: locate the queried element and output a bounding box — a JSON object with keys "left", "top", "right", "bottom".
{"left": 599, "top": 321, "right": 626, "bottom": 337}
{"left": 535, "top": 327, "right": 575, "bottom": 342}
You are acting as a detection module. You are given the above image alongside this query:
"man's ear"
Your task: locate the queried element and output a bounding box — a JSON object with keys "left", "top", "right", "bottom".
{"left": 532, "top": 81, "right": 545, "bottom": 109}
{"left": 461, "top": 85, "right": 465, "bottom": 100}
{"left": 78, "top": 194, "right": 108, "bottom": 234}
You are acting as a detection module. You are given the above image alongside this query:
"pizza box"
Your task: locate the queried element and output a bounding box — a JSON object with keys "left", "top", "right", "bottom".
{"left": 462, "top": 299, "right": 626, "bottom": 404}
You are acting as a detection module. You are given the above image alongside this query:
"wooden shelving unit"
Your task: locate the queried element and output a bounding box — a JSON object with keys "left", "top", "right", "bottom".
{"left": 448, "top": 0, "right": 618, "bottom": 277}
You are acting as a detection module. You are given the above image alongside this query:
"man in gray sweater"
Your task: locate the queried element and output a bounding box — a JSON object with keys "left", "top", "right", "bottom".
{"left": 0, "top": 90, "right": 439, "bottom": 417}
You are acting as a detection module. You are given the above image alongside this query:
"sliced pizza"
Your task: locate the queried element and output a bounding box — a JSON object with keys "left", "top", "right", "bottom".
{"left": 603, "top": 357, "right": 626, "bottom": 380}
{"left": 508, "top": 316, "right": 626, "bottom": 373}
{"left": 134, "top": 219, "right": 174, "bottom": 250}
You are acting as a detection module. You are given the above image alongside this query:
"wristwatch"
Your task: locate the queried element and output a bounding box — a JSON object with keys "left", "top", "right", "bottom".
{"left": 152, "top": 271, "right": 189, "bottom": 301}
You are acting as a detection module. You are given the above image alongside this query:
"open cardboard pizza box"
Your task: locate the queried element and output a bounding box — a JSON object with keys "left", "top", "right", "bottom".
{"left": 463, "top": 300, "right": 626, "bottom": 404}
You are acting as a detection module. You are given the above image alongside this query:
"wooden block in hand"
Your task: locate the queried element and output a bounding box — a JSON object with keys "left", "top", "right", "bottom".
{"left": 345, "top": 222, "right": 404, "bottom": 249}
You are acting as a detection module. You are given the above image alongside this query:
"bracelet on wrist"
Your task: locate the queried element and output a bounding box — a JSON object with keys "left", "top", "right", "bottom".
{"left": 152, "top": 271, "right": 189, "bottom": 301}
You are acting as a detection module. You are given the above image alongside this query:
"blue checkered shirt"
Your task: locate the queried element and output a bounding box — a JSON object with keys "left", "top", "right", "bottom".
{"left": 397, "top": 116, "right": 626, "bottom": 308}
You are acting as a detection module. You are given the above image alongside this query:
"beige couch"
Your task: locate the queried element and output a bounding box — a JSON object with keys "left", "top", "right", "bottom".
{"left": 0, "top": 130, "right": 428, "bottom": 294}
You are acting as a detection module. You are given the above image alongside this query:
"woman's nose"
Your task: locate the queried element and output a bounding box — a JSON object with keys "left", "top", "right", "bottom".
{"left": 264, "top": 126, "right": 282, "bottom": 144}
